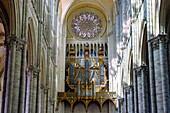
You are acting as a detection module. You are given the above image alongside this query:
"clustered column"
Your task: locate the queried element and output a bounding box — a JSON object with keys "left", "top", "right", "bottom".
{"left": 133, "top": 65, "right": 149, "bottom": 113}
{"left": 120, "top": 85, "right": 134, "bottom": 113}
{"left": 148, "top": 34, "right": 170, "bottom": 113}
{"left": 2, "top": 37, "right": 27, "bottom": 113}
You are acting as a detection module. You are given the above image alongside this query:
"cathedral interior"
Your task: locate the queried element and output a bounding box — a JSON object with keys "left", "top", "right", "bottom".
{"left": 0, "top": 0, "right": 170, "bottom": 113}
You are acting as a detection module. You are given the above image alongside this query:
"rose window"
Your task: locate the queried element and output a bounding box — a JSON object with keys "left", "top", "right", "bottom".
{"left": 71, "top": 12, "right": 102, "bottom": 39}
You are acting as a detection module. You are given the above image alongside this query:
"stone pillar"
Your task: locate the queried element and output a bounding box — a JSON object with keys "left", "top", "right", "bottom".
{"left": 118, "top": 98, "right": 123, "bottom": 113}
{"left": 25, "top": 66, "right": 33, "bottom": 113}
{"left": 121, "top": 98, "right": 124, "bottom": 113}
{"left": 136, "top": 67, "right": 143, "bottom": 113}
{"left": 19, "top": 43, "right": 27, "bottom": 113}
{"left": 141, "top": 66, "right": 149, "bottom": 113}
{"left": 43, "top": 87, "right": 47, "bottom": 113}
{"left": 0, "top": 40, "right": 9, "bottom": 113}
{"left": 147, "top": 41, "right": 156, "bottom": 113}
{"left": 4, "top": 37, "right": 16, "bottom": 113}
{"left": 152, "top": 38, "right": 163, "bottom": 113}
{"left": 159, "top": 34, "right": 170, "bottom": 113}
{"left": 123, "top": 87, "right": 127, "bottom": 113}
{"left": 133, "top": 68, "right": 138, "bottom": 113}
{"left": 40, "top": 86, "right": 45, "bottom": 113}
{"left": 127, "top": 87, "right": 130, "bottom": 113}
{"left": 46, "top": 46, "right": 51, "bottom": 113}
{"left": 32, "top": 68, "right": 39, "bottom": 113}
{"left": 129, "top": 85, "right": 134, "bottom": 113}
{"left": 11, "top": 39, "right": 25, "bottom": 113}
{"left": 29, "top": 66, "right": 34, "bottom": 113}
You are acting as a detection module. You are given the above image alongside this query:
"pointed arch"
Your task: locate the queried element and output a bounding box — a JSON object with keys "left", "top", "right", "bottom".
{"left": 87, "top": 100, "right": 101, "bottom": 112}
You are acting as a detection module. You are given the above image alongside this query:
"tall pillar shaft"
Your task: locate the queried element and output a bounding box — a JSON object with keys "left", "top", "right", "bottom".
{"left": 141, "top": 66, "right": 149, "bottom": 113}
{"left": 148, "top": 42, "right": 156, "bottom": 113}
{"left": 153, "top": 41, "right": 163, "bottom": 113}
{"left": 19, "top": 44, "right": 27, "bottom": 113}
{"left": 130, "top": 86, "right": 134, "bottom": 113}
{"left": 10, "top": 38, "right": 25, "bottom": 113}
{"left": 133, "top": 69, "right": 138, "bottom": 113}
{"left": 5, "top": 38, "right": 16, "bottom": 113}
{"left": 127, "top": 89, "right": 130, "bottom": 113}
{"left": 159, "top": 35, "right": 170, "bottom": 113}
{"left": 118, "top": 99, "right": 121, "bottom": 113}
{"left": 137, "top": 68, "right": 143, "bottom": 113}
{"left": 124, "top": 88, "right": 127, "bottom": 113}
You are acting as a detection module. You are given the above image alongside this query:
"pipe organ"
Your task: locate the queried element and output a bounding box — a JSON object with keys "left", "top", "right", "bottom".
{"left": 57, "top": 43, "right": 117, "bottom": 112}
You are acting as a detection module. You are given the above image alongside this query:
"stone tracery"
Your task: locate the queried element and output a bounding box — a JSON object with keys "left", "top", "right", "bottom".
{"left": 71, "top": 12, "right": 102, "bottom": 39}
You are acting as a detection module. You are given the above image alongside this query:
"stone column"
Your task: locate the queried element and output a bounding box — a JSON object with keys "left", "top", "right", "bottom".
{"left": 123, "top": 87, "right": 127, "bottom": 113}
{"left": 152, "top": 38, "right": 163, "bottom": 113}
{"left": 129, "top": 85, "right": 134, "bottom": 113}
{"left": 43, "top": 87, "right": 47, "bottom": 113}
{"left": 0, "top": 40, "right": 9, "bottom": 113}
{"left": 133, "top": 68, "right": 138, "bottom": 113}
{"left": 141, "top": 66, "right": 149, "bottom": 113}
{"left": 120, "top": 98, "right": 124, "bottom": 113}
{"left": 4, "top": 37, "right": 16, "bottom": 113}
{"left": 11, "top": 39, "right": 25, "bottom": 113}
{"left": 159, "top": 34, "right": 170, "bottom": 113}
{"left": 46, "top": 41, "right": 51, "bottom": 113}
{"left": 147, "top": 41, "right": 156, "bottom": 113}
{"left": 118, "top": 98, "right": 123, "bottom": 113}
{"left": 19, "top": 43, "right": 27, "bottom": 113}
{"left": 40, "top": 85, "right": 45, "bottom": 113}
{"left": 29, "top": 66, "right": 34, "bottom": 113}
{"left": 136, "top": 67, "right": 143, "bottom": 113}
{"left": 25, "top": 66, "right": 33, "bottom": 113}
{"left": 32, "top": 68, "right": 39, "bottom": 113}
{"left": 127, "top": 87, "right": 130, "bottom": 113}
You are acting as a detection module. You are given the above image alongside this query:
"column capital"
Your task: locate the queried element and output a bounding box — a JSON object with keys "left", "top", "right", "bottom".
{"left": 6, "top": 36, "right": 27, "bottom": 50}
{"left": 42, "top": 85, "right": 50, "bottom": 94}
{"left": 147, "top": 34, "right": 167, "bottom": 51}
{"left": 118, "top": 98, "right": 124, "bottom": 104}
{"left": 134, "top": 66, "right": 142, "bottom": 77}
{"left": 26, "top": 65, "right": 40, "bottom": 78}
{"left": 129, "top": 85, "right": 134, "bottom": 91}
{"left": 123, "top": 86, "right": 130, "bottom": 93}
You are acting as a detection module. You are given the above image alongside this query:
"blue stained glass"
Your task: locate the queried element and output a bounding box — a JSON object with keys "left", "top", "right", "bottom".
{"left": 72, "top": 12, "right": 102, "bottom": 39}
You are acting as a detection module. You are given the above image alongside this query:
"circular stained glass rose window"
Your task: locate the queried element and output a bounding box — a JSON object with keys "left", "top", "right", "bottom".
{"left": 71, "top": 12, "right": 102, "bottom": 39}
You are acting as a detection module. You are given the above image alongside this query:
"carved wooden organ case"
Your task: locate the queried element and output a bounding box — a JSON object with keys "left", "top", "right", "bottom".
{"left": 57, "top": 43, "right": 117, "bottom": 112}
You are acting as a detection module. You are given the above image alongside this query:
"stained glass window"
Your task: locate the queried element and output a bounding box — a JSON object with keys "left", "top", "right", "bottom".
{"left": 71, "top": 12, "right": 102, "bottom": 39}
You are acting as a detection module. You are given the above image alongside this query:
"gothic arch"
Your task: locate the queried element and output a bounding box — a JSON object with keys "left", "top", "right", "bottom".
{"left": 8, "top": 0, "right": 17, "bottom": 35}
{"left": 159, "top": 0, "right": 167, "bottom": 33}
{"left": 27, "top": 17, "right": 37, "bottom": 65}
{"left": 101, "top": 99, "right": 117, "bottom": 111}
